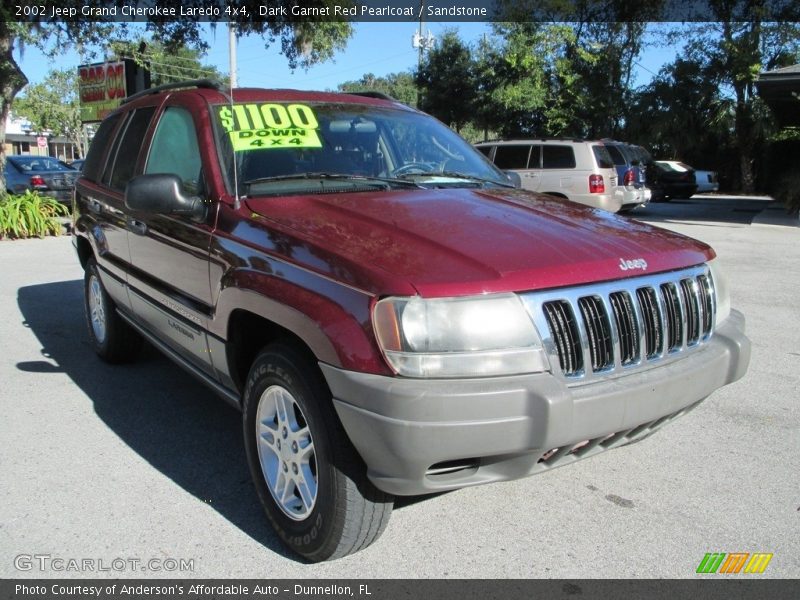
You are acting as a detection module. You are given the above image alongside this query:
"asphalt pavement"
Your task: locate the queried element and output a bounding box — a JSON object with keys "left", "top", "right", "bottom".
{"left": 1, "top": 195, "right": 798, "bottom": 579}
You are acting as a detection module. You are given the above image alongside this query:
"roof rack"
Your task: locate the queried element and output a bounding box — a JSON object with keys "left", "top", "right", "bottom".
{"left": 121, "top": 79, "right": 222, "bottom": 105}
{"left": 344, "top": 91, "right": 397, "bottom": 101}
{"left": 477, "top": 137, "right": 588, "bottom": 143}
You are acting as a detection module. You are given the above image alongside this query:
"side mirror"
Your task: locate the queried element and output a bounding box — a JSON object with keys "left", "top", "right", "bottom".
{"left": 125, "top": 174, "right": 206, "bottom": 220}
{"left": 504, "top": 170, "right": 522, "bottom": 189}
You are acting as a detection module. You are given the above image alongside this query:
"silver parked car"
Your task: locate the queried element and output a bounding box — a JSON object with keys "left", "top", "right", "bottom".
{"left": 694, "top": 170, "right": 720, "bottom": 193}
{"left": 475, "top": 139, "right": 623, "bottom": 212}
{"left": 3, "top": 155, "right": 79, "bottom": 202}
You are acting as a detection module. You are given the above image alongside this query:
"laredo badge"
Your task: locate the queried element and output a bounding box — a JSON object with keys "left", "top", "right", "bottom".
{"left": 218, "top": 103, "right": 322, "bottom": 151}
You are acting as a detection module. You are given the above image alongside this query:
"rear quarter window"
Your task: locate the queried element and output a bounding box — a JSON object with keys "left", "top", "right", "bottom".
{"left": 82, "top": 113, "right": 123, "bottom": 183}
{"left": 542, "top": 145, "right": 576, "bottom": 169}
{"left": 591, "top": 145, "right": 614, "bottom": 169}
{"left": 107, "top": 107, "right": 157, "bottom": 191}
{"left": 606, "top": 145, "right": 626, "bottom": 166}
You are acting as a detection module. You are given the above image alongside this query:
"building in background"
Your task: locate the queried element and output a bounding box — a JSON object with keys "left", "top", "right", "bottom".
{"left": 3, "top": 113, "right": 81, "bottom": 161}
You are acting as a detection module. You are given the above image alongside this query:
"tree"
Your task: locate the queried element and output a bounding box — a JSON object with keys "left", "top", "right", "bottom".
{"left": 338, "top": 72, "right": 417, "bottom": 106}
{"left": 480, "top": 23, "right": 594, "bottom": 138}
{"left": 414, "top": 31, "right": 477, "bottom": 133}
{"left": 0, "top": 2, "right": 354, "bottom": 194}
{"left": 13, "top": 69, "right": 85, "bottom": 155}
{"left": 625, "top": 58, "right": 734, "bottom": 161}
{"left": 566, "top": 21, "right": 649, "bottom": 138}
{"left": 107, "top": 39, "right": 228, "bottom": 87}
{"left": 12, "top": 41, "right": 225, "bottom": 158}
{"left": 677, "top": 12, "right": 800, "bottom": 193}
{"left": 1, "top": 19, "right": 112, "bottom": 192}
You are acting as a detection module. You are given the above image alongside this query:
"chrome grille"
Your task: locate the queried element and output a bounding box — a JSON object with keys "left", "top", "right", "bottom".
{"left": 661, "top": 282, "right": 684, "bottom": 351}
{"left": 636, "top": 286, "right": 662, "bottom": 358}
{"left": 522, "top": 265, "right": 715, "bottom": 383}
{"left": 578, "top": 296, "right": 613, "bottom": 371}
{"left": 610, "top": 291, "right": 639, "bottom": 365}
{"left": 697, "top": 274, "right": 714, "bottom": 334}
{"left": 542, "top": 300, "right": 582, "bottom": 375}
{"left": 679, "top": 278, "right": 701, "bottom": 345}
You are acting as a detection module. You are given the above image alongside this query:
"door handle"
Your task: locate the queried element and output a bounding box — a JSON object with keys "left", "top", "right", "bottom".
{"left": 127, "top": 218, "right": 147, "bottom": 235}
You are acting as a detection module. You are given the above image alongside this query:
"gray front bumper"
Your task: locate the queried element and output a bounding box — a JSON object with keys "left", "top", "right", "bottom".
{"left": 322, "top": 310, "right": 750, "bottom": 496}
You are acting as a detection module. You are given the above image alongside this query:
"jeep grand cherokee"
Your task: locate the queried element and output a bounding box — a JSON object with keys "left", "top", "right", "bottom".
{"left": 73, "top": 80, "right": 750, "bottom": 561}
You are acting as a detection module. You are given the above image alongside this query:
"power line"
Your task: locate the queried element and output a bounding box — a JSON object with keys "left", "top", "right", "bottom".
{"left": 246, "top": 49, "right": 416, "bottom": 87}
{"left": 117, "top": 55, "right": 219, "bottom": 78}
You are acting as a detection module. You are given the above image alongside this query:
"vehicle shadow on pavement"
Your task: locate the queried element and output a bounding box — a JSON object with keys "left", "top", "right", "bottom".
{"left": 629, "top": 195, "right": 774, "bottom": 226}
{"left": 17, "top": 279, "right": 300, "bottom": 562}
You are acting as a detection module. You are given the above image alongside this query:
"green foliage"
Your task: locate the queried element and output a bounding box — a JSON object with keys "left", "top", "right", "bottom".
{"left": 674, "top": 20, "right": 800, "bottom": 192}
{"left": 338, "top": 72, "right": 417, "bottom": 107}
{"left": 108, "top": 39, "right": 228, "bottom": 87}
{"left": 415, "top": 23, "right": 639, "bottom": 139}
{"left": 625, "top": 58, "right": 736, "bottom": 159}
{"left": 415, "top": 31, "right": 477, "bottom": 133}
{"left": 1, "top": 5, "right": 355, "bottom": 194}
{"left": 774, "top": 171, "right": 800, "bottom": 215}
{"left": 0, "top": 191, "right": 69, "bottom": 240}
{"left": 13, "top": 69, "right": 83, "bottom": 151}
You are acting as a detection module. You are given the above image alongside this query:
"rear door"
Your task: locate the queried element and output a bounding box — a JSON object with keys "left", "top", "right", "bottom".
{"left": 493, "top": 144, "right": 538, "bottom": 191}
{"left": 540, "top": 144, "right": 577, "bottom": 195}
{"left": 125, "top": 101, "right": 217, "bottom": 376}
{"left": 74, "top": 108, "right": 155, "bottom": 311}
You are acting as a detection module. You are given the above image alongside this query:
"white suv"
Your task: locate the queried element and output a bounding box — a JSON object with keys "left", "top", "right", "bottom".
{"left": 475, "top": 139, "right": 623, "bottom": 212}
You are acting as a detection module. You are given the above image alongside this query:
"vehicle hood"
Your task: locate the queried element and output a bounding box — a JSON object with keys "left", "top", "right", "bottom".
{"left": 244, "top": 187, "right": 713, "bottom": 297}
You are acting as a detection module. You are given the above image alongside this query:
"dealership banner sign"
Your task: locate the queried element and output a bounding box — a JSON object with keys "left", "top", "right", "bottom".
{"left": 78, "top": 59, "right": 150, "bottom": 122}
{"left": 78, "top": 61, "right": 128, "bottom": 122}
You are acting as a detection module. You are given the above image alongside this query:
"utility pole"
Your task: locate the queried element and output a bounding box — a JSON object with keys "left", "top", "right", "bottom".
{"left": 412, "top": 1, "right": 435, "bottom": 106}
{"left": 228, "top": 23, "right": 238, "bottom": 88}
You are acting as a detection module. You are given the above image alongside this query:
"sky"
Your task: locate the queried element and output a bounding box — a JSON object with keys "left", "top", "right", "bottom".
{"left": 13, "top": 22, "right": 679, "bottom": 93}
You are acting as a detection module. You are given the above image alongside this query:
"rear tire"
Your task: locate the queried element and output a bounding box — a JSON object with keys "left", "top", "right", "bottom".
{"left": 242, "top": 343, "right": 393, "bottom": 561}
{"left": 84, "top": 259, "right": 142, "bottom": 363}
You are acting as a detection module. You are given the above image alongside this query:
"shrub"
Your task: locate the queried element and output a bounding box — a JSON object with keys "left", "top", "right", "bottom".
{"left": 0, "top": 191, "right": 71, "bottom": 239}
{"left": 772, "top": 171, "right": 800, "bottom": 216}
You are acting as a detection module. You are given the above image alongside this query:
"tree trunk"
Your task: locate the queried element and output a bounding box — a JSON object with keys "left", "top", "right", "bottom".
{"left": 0, "top": 23, "right": 29, "bottom": 195}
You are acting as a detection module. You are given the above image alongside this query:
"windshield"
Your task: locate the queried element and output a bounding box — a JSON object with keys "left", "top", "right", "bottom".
{"left": 213, "top": 102, "right": 509, "bottom": 196}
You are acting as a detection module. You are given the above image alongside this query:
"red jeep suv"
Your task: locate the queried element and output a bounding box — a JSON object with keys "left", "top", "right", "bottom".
{"left": 73, "top": 80, "right": 750, "bottom": 561}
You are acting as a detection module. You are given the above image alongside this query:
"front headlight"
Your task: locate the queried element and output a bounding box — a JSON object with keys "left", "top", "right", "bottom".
{"left": 372, "top": 293, "right": 549, "bottom": 378}
{"left": 707, "top": 258, "right": 731, "bottom": 326}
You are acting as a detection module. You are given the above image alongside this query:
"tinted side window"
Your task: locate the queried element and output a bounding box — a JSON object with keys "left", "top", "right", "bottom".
{"left": 475, "top": 145, "right": 492, "bottom": 158}
{"left": 606, "top": 145, "right": 626, "bottom": 166}
{"left": 146, "top": 107, "right": 202, "bottom": 194}
{"left": 542, "top": 145, "right": 576, "bottom": 169}
{"left": 493, "top": 145, "right": 530, "bottom": 169}
{"left": 108, "top": 107, "right": 156, "bottom": 191}
{"left": 82, "top": 113, "right": 122, "bottom": 182}
{"left": 592, "top": 145, "right": 615, "bottom": 169}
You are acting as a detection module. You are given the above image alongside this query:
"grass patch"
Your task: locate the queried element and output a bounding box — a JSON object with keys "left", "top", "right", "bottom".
{"left": 0, "top": 190, "right": 70, "bottom": 239}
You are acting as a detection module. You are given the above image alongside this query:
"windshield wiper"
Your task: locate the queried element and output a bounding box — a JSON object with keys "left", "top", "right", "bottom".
{"left": 244, "top": 172, "right": 422, "bottom": 191}
{"left": 394, "top": 171, "right": 515, "bottom": 188}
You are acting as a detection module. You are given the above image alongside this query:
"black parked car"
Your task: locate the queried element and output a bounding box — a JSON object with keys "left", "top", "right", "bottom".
{"left": 649, "top": 160, "right": 698, "bottom": 202}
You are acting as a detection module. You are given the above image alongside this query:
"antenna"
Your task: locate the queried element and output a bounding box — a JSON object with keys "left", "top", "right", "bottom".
{"left": 227, "top": 22, "right": 240, "bottom": 210}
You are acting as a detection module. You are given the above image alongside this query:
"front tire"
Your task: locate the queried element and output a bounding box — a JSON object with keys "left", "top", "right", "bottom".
{"left": 243, "top": 344, "right": 393, "bottom": 561}
{"left": 84, "top": 259, "right": 141, "bottom": 363}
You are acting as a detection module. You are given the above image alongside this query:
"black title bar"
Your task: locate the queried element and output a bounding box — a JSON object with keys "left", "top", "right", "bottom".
{"left": 5, "top": 0, "right": 800, "bottom": 23}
